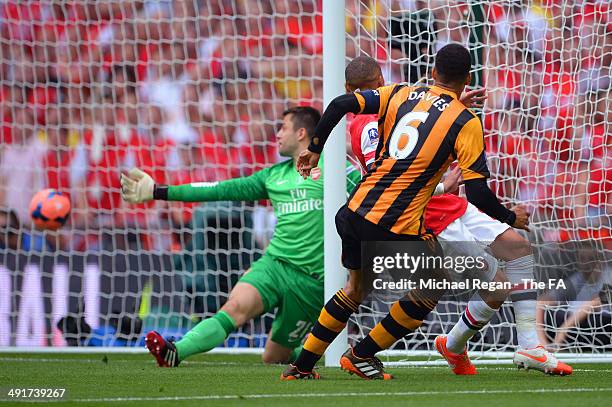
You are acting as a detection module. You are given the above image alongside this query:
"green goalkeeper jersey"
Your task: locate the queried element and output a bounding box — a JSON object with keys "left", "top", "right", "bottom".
{"left": 167, "top": 157, "right": 361, "bottom": 279}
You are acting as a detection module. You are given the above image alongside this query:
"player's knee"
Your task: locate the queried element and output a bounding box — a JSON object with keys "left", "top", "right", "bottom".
{"left": 220, "top": 299, "right": 248, "bottom": 326}
{"left": 492, "top": 229, "right": 532, "bottom": 261}
{"left": 480, "top": 271, "right": 511, "bottom": 308}
{"left": 510, "top": 235, "right": 533, "bottom": 258}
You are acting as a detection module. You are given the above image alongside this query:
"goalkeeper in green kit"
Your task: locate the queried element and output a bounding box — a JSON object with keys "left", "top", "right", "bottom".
{"left": 120, "top": 106, "right": 360, "bottom": 366}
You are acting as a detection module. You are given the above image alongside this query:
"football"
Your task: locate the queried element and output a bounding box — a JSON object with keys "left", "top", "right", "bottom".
{"left": 29, "top": 189, "right": 71, "bottom": 230}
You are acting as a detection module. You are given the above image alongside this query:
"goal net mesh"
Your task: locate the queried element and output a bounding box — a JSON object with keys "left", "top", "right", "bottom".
{"left": 347, "top": 0, "right": 611, "bottom": 361}
{"left": 0, "top": 0, "right": 609, "bottom": 359}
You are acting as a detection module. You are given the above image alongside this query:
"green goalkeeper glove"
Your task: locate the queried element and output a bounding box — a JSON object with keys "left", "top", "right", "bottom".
{"left": 121, "top": 168, "right": 155, "bottom": 204}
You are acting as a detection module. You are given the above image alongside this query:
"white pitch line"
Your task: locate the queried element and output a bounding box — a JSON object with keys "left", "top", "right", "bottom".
{"left": 3, "top": 358, "right": 612, "bottom": 372}
{"left": 6, "top": 387, "right": 612, "bottom": 404}
{"left": 0, "top": 358, "right": 247, "bottom": 366}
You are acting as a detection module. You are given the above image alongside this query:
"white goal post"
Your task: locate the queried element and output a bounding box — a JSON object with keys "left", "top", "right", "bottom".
{"left": 322, "top": 0, "right": 349, "bottom": 367}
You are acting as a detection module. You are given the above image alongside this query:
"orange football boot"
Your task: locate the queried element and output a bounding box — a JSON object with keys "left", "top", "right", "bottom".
{"left": 435, "top": 335, "right": 477, "bottom": 375}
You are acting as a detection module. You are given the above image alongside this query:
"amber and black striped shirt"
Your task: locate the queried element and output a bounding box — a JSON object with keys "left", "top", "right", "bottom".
{"left": 346, "top": 84, "right": 490, "bottom": 235}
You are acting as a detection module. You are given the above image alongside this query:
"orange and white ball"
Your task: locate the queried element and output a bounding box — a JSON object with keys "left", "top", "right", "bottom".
{"left": 29, "top": 189, "right": 71, "bottom": 230}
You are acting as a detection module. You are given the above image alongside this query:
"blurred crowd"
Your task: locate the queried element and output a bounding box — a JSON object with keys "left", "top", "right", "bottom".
{"left": 0, "top": 0, "right": 609, "bottom": 253}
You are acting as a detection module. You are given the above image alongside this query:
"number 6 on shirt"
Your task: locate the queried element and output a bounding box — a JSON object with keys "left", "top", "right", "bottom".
{"left": 388, "top": 111, "right": 429, "bottom": 159}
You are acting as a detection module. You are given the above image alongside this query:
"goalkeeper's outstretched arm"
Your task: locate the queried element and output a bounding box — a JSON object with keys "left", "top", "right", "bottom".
{"left": 120, "top": 167, "right": 269, "bottom": 204}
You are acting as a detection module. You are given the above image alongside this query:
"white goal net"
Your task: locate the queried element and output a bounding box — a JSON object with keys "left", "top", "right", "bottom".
{"left": 0, "top": 0, "right": 610, "bottom": 362}
{"left": 347, "top": 0, "right": 611, "bottom": 363}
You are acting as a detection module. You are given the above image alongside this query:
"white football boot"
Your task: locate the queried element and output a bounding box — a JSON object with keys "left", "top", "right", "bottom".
{"left": 513, "top": 345, "right": 573, "bottom": 375}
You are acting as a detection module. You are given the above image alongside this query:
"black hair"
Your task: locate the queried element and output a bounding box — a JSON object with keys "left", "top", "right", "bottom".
{"left": 345, "top": 55, "right": 382, "bottom": 88}
{"left": 434, "top": 43, "right": 472, "bottom": 84}
{"left": 282, "top": 106, "right": 321, "bottom": 139}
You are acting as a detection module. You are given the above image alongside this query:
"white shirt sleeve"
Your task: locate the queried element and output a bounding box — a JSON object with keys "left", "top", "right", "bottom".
{"left": 361, "top": 121, "right": 379, "bottom": 166}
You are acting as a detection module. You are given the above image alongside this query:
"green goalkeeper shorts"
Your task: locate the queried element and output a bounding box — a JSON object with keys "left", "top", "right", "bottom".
{"left": 239, "top": 253, "right": 324, "bottom": 349}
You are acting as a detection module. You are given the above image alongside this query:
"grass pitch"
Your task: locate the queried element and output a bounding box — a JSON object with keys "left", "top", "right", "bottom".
{"left": 1, "top": 353, "right": 611, "bottom": 406}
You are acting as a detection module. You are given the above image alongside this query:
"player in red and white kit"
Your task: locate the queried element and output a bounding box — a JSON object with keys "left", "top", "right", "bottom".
{"left": 345, "top": 56, "right": 572, "bottom": 376}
